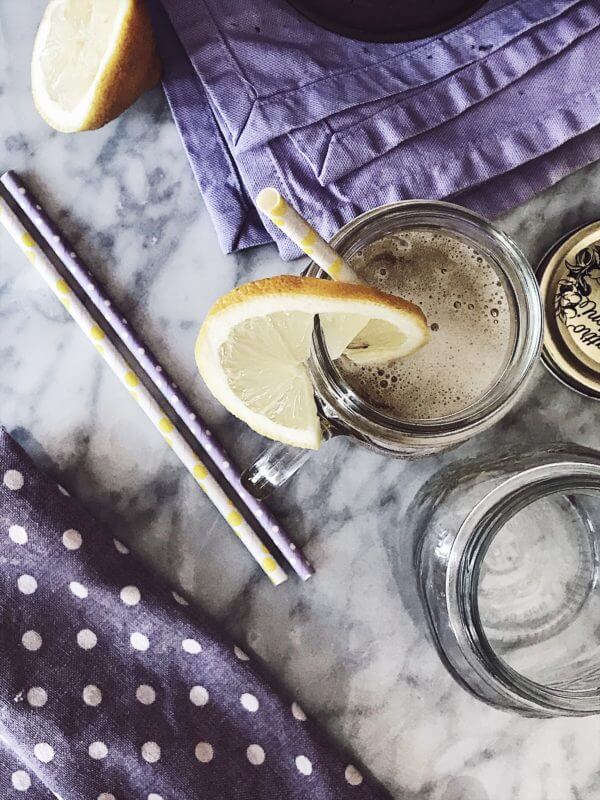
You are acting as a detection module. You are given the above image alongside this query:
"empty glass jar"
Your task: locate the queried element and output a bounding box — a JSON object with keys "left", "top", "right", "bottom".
{"left": 413, "top": 444, "right": 600, "bottom": 716}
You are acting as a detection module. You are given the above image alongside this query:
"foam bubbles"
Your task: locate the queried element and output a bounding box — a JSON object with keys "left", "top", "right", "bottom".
{"left": 338, "top": 229, "right": 512, "bottom": 420}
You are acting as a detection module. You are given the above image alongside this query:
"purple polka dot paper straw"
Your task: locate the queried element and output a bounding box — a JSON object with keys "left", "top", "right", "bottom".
{"left": 0, "top": 190, "right": 287, "bottom": 587}
{"left": 1, "top": 170, "right": 313, "bottom": 581}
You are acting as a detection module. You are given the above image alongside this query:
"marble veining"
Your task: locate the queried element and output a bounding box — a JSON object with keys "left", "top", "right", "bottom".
{"left": 2, "top": 4, "right": 600, "bottom": 799}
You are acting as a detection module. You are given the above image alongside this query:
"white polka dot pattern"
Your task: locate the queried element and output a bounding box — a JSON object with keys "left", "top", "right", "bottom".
{"left": 62, "top": 529, "right": 82, "bottom": 550}
{"left": 136, "top": 684, "right": 156, "bottom": 705}
{"left": 17, "top": 574, "right": 37, "bottom": 595}
{"left": 0, "top": 431, "right": 379, "bottom": 800}
{"left": 11, "top": 771, "right": 31, "bottom": 791}
{"left": 130, "top": 632, "right": 150, "bottom": 651}
{"left": 172, "top": 591, "right": 188, "bottom": 606}
{"left": 77, "top": 629, "right": 97, "bottom": 650}
{"left": 240, "top": 693, "right": 259, "bottom": 712}
{"left": 189, "top": 685, "right": 209, "bottom": 706}
{"left": 83, "top": 685, "right": 103, "bottom": 706}
{"left": 296, "top": 755, "right": 313, "bottom": 776}
{"left": 21, "top": 629, "right": 42, "bottom": 651}
{"left": 234, "top": 645, "right": 250, "bottom": 661}
{"left": 89, "top": 741, "right": 108, "bottom": 760}
{"left": 182, "top": 638, "right": 201, "bottom": 654}
{"left": 246, "top": 744, "right": 265, "bottom": 765}
{"left": 27, "top": 687, "right": 48, "bottom": 707}
{"left": 292, "top": 701, "right": 307, "bottom": 721}
{"left": 34, "top": 743, "right": 54, "bottom": 763}
{"left": 142, "top": 741, "right": 161, "bottom": 763}
{"left": 120, "top": 585, "right": 141, "bottom": 606}
{"left": 345, "top": 765, "right": 364, "bottom": 786}
{"left": 195, "top": 742, "right": 214, "bottom": 763}
{"left": 4, "top": 469, "right": 24, "bottom": 490}
{"left": 69, "top": 581, "right": 88, "bottom": 598}
{"left": 9, "top": 524, "right": 27, "bottom": 545}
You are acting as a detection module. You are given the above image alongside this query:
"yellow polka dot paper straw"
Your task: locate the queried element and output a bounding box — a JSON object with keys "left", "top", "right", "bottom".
{"left": 0, "top": 194, "right": 287, "bottom": 587}
{"left": 256, "top": 188, "right": 361, "bottom": 284}
{"left": 2, "top": 170, "right": 312, "bottom": 580}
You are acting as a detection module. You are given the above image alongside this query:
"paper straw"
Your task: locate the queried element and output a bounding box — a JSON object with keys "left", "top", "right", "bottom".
{"left": 256, "top": 187, "right": 361, "bottom": 283}
{"left": 0, "top": 191, "right": 288, "bottom": 587}
{"left": 1, "top": 172, "right": 313, "bottom": 582}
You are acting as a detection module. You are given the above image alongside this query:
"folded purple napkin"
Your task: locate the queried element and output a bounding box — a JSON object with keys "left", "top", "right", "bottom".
{"left": 291, "top": 0, "right": 600, "bottom": 185}
{"left": 159, "top": 0, "right": 579, "bottom": 149}
{"left": 0, "top": 428, "right": 386, "bottom": 800}
{"left": 151, "top": 0, "right": 600, "bottom": 260}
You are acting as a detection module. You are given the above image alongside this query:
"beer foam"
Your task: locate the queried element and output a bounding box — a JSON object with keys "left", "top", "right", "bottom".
{"left": 336, "top": 229, "right": 512, "bottom": 420}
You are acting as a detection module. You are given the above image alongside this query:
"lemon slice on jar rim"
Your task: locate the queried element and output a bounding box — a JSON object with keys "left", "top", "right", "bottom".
{"left": 196, "top": 275, "right": 428, "bottom": 450}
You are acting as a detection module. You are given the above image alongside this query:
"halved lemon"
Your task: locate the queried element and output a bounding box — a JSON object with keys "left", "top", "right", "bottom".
{"left": 196, "top": 276, "right": 428, "bottom": 450}
{"left": 31, "top": 0, "right": 161, "bottom": 133}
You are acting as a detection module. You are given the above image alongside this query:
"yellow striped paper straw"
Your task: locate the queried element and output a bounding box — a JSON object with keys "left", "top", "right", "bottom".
{"left": 256, "top": 187, "right": 362, "bottom": 284}
{"left": 0, "top": 196, "right": 287, "bottom": 587}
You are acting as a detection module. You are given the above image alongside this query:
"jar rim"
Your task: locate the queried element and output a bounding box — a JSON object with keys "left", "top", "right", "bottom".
{"left": 449, "top": 460, "right": 600, "bottom": 714}
{"left": 307, "top": 200, "right": 543, "bottom": 446}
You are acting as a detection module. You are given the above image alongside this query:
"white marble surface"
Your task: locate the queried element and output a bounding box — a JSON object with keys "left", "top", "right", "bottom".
{"left": 3, "top": 5, "right": 600, "bottom": 799}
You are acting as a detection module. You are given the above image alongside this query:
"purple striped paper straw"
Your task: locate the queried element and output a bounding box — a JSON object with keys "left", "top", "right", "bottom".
{"left": 2, "top": 170, "right": 313, "bottom": 581}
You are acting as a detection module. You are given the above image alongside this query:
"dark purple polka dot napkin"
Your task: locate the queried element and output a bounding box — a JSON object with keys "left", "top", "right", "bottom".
{"left": 0, "top": 428, "right": 388, "bottom": 800}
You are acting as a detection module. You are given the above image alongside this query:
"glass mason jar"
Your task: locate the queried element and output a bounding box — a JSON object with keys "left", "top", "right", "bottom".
{"left": 243, "top": 201, "right": 543, "bottom": 498}
{"left": 412, "top": 445, "right": 600, "bottom": 716}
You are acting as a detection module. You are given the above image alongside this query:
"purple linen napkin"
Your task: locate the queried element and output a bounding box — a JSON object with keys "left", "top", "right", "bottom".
{"left": 290, "top": 0, "right": 600, "bottom": 184}
{"left": 154, "top": 0, "right": 600, "bottom": 259}
{"left": 236, "top": 29, "right": 600, "bottom": 225}
{"left": 151, "top": 0, "right": 600, "bottom": 260}
{"left": 0, "top": 428, "right": 387, "bottom": 800}
{"left": 452, "top": 125, "right": 600, "bottom": 217}
{"left": 151, "top": 0, "right": 269, "bottom": 255}
{"left": 158, "top": 0, "right": 581, "bottom": 150}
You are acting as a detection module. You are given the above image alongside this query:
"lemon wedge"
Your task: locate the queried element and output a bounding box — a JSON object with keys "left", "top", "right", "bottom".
{"left": 31, "top": 0, "right": 161, "bottom": 133}
{"left": 196, "top": 276, "right": 428, "bottom": 449}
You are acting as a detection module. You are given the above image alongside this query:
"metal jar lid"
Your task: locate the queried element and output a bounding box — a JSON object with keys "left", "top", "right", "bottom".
{"left": 537, "top": 221, "right": 600, "bottom": 399}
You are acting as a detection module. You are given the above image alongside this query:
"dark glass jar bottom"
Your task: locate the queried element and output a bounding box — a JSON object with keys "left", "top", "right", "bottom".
{"left": 286, "top": 0, "right": 488, "bottom": 42}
